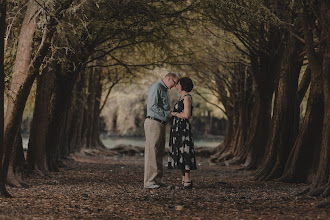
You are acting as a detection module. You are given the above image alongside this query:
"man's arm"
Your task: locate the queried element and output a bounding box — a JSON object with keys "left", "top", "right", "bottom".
{"left": 148, "top": 86, "right": 171, "bottom": 118}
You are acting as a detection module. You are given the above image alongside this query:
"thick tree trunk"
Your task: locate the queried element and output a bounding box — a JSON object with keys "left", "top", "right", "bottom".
{"left": 66, "top": 71, "right": 86, "bottom": 153}
{"left": 279, "top": 10, "right": 324, "bottom": 183}
{"left": 242, "top": 90, "right": 272, "bottom": 169}
{"left": 0, "top": 0, "right": 11, "bottom": 197}
{"left": 13, "top": 132, "right": 26, "bottom": 177}
{"left": 226, "top": 97, "right": 239, "bottom": 160}
{"left": 227, "top": 68, "right": 252, "bottom": 165}
{"left": 3, "top": 0, "right": 39, "bottom": 187}
{"left": 309, "top": 0, "right": 330, "bottom": 200}
{"left": 27, "top": 65, "right": 56, "bottom": 176}
{"left": 77, "top": 66, "right": 106, "bottom": 150}
{"left": 46, "top": 64, "right": 78, "bottom": 171}
{"left": 255, "top": 36, "right": 303, "bottom": 181}
{"left": 279, "top": 70, "right": 323, "bottom": 183}
{"left": 242, "top": 54, "right": 282, "bottom": 169}
{"left": 7, "top": 132, "right": 28, "bottom": 187}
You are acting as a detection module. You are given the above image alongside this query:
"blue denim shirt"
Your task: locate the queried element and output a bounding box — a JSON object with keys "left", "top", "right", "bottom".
{"left": 146, "top": 80, "right": 171, "bottom": 122}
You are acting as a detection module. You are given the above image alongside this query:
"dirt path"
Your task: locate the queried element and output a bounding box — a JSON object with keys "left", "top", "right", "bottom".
{"left": 0, "top": 152, "right": 329, "bottom": 219}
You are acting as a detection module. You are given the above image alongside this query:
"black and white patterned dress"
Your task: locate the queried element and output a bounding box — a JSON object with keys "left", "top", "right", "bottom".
{"left": 168, "top": 94, "right": 197, "bottom": 170}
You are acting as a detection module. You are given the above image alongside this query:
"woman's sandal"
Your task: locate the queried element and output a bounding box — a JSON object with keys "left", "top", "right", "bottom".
{"left": 182, "top": 180, "right": 193, "bottom": 189}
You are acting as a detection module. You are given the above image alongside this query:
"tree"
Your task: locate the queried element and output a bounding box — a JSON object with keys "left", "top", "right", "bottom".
{"left": 255, "top": 8, "right": 305, "bottom": 181}
{"left": 26, "top": 0, "right": 197, "bottom": 170}
{"left": 4, "top": 0, "right": 39, "bottom": 187}
{"left": 5, "top": 0, "right": 75, "bottom": 185}
{"left": 201, "top": 0, "right": 287, "bottom": 169}
{"left": 0, "top": 0, "right": 11, "bottom": 197}
{"left": 183, "top": 27, "right": 253, "bottom": 164}
{"left": 279, "top": 0, "right": 325, "bottom": 183}
{"left": 311, "top": 0, "right": 330, "bottom": 201}
{"left": 278, "top": 1, "right": 329, "bottom": 205}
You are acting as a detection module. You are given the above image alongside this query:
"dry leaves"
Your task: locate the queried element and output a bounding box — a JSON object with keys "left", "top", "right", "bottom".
{"left": 0, "top": 151, "right": 329, "bottom": 219}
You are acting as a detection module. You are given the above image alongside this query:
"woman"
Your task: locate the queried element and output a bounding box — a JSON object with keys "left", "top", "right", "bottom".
{"left": 168, "top": 77, "right": 197, "bottom": 189}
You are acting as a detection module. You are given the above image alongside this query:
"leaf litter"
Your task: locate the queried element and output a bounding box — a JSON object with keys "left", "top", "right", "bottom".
{"left": 0, "top": 149, "right": 329, "bottom": 219}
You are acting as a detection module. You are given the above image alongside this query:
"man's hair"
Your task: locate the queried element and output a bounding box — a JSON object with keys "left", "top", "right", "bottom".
{"left": 166, "top": 72, "right": 180, "bottom": 79}
{"left": 179, "top": 77, "right": 194, "bottom": 92}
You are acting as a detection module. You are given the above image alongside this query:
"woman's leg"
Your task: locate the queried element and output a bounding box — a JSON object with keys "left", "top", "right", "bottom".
{"left": 183, "top": 170, "right": 191, "bottom": 186}
{"left": 181, "top": 170, "right": 185, "bottom": 184}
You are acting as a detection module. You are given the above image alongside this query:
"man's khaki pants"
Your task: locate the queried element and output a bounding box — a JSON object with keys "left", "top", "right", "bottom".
{"left": 144, "top": 118, "right": 166, "bottom": 187}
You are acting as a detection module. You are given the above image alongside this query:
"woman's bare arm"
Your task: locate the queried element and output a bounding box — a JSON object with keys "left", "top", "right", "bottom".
{"left": 172, "top": 96, "right": 191, "bottom": 119}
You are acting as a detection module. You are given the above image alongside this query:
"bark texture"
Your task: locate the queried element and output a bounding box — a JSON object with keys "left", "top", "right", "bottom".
{"left": 0, "top": 0, "right": 11, "bottom": 197}
{"left": 255, "top": 35, "right": 304, "bottom": 181}
{"left": 243, "top": 50, "right": 284, "bottom": 169}
{"left": 3, "top": 0, "right": 39, "bottom": 187}
{"left": 45, "top": 64, "right": 78, "bottom": 172}
{"left": 279, "top": 6, "right": 324, "bottom": 183}
{"left": 27, "top": 65, "right": 56, "bottom": 176}
{"left": 309, "top": 0, "right": 330, "bottom": 199}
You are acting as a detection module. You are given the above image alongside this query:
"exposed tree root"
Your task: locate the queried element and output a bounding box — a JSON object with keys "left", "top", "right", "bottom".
{"left": 15, "top": 174, "right": 29, "bottom": 188}
{"left": 6, "top": 175, "right": 23, "bottom": 188}
{"left": 208, "top": 152, "right": 230, "bottom": 164}
{"left": 309, "top": 185, "right": 326, "bottom": 197}
{"left": 243, "top": 153, "right": 252, "bottom": 168}
{"left": 226, "top": 156, "right": 245, "bottom": 166}
{"left": 254, "top": 159, "right": 276, "bottom": 181}
{"left": 264, "top": 162, "right": 284, "bottom": 181}
{"left": 48, "top": 159, "right": 59, "bottom": 172}
{"left": 6, "top": 167, "right": 29, "bottom": 188}
{"left": 0, "top": 185, "right": 12, "bottom": 198}
{"left": 316, "top": 199, "right": 330, "bottom": 208}
{"left": 33, "top": 166, "right": 50, "bottom": 178}
{"left": 296, "top": 187, "right": 310, "bottom": 196}
{"left": 321, "top": 183, "right": 330, "bottom": 198}
{"left": 57, "top": 160, "right": 67, "bottom": 169}
{"left": 276, "top": 172, "right": 296, "bottom": 183}
{"left": 213, "top": 151, "right": 232, "bottom": 163}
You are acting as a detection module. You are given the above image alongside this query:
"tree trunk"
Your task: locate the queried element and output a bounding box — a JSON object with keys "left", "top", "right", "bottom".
{"left": 279, "top": 69, "right": 323, "bottom": 183}
{"left": 85, "top": 67, "right": 96, "bottom": 149}
{"left": 7, "top": 132, "right": 28, "bottom": 187}
{"left": 91, "top": 68, "right": 106, "bottom": 149}
{"left": 3, "top": 0, "right": 39, "bottom": 187}
{"left": 66, "top": 71, "right": 86, "bottom": 153}
{"left": 279, "top": 9, "right": 324, "bottom": 183}
{"left": 255, "top": 35, "right": 304, "bottom": 181}
{"left": 46, "top": 64, "right": 78, "bottom": 171}
{"left": 227, "top": 67, "right": 252, "bottom": 165}
{"left": 243, "top": 51, "right": 283, "bottom": 169}
{"left": 0, "top": 0, "right": 11, "bottom": 197}
{"left": 77, "top": 65, "right": 106, "bottom": 150}
{"left": 27, "top": 65, "right": 56, "bottom": 176}
{"left": 209, "top": 114, "right": 233, "bottom": 163}
{"left": 309, "top": 0, "right": 330, "bottom": 199}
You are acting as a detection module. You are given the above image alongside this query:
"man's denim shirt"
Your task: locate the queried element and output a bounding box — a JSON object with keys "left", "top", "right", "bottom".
{"left": 146, "top": 80, "right": 171, "bottom": 122}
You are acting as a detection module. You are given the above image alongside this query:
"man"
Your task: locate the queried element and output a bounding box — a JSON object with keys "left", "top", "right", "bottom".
{"left": 144, "top": 72, "right": 179, "bottom": 189}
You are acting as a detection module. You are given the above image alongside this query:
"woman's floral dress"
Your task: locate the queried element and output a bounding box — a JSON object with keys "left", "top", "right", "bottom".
{"left": 168, "top": 94, "right": 197, "bottom": 170}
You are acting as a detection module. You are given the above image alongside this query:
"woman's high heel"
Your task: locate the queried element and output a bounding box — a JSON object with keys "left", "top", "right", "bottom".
{"left": 182, "top": 180, "right": 193, "bottom": 189}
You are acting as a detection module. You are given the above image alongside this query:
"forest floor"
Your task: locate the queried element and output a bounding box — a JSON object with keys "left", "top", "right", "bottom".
{"left": 0, "top": 148, "right": 329, "bottom": 220}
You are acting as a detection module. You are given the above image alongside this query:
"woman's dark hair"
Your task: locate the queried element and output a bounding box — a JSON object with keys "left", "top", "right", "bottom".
{"left": 179, "top": 77, "right": 194, "bottom": 92}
